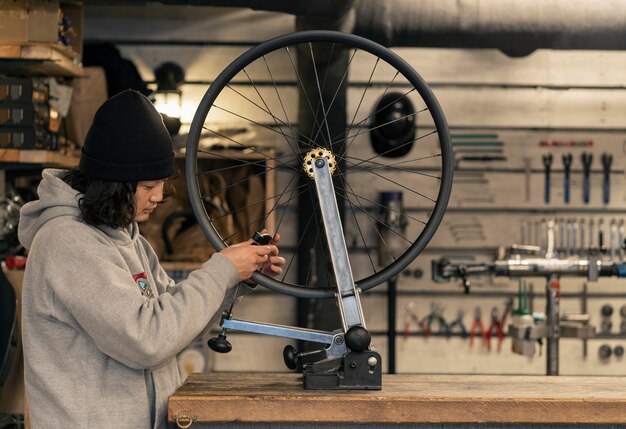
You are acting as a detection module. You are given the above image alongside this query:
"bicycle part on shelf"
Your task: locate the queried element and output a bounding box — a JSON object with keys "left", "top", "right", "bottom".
{"left": 562, "top": 153, "right": 572, "bottom": 204}
{"left": 186, "top": 30, "right": 453, "bottom": 298}
{"left": 581, "top": 152, "right": 593, "bottom": 204}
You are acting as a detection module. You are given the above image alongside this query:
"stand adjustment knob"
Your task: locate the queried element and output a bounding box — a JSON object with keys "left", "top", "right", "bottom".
{"left": 345, "top": 326, "right": 371, "bottom": 352}
{"left": 208, "top": 333, "right": 232, "bottom": 353}
{"left": 283, "top": 345, "right": 299, "bottom": 370}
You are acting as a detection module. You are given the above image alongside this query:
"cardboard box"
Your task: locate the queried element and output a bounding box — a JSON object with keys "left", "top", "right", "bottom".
{"left": 65, "top": 66, "right": 107, "bottom": 146}
{"left": 0, "top": 0, "right": 59, "bottom": 45}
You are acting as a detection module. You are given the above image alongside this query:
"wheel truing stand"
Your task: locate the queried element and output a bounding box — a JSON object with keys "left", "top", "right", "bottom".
{"left": 211, "top": 148, "right": 381, "bottom": 390}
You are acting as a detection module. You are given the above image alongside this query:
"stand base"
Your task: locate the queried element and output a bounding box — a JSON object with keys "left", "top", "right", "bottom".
{"left": 303, "top": 350, "right": 382, "bottom": 390}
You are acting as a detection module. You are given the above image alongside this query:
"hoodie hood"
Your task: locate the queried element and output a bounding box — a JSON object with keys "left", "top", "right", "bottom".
{"left": 18, "top": 169, "right": 138, "bottom": 249}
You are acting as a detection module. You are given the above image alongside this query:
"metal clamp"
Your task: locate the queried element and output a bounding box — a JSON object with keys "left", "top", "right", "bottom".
{"left": 173, "top": 409, "right": 197, "bottom": 428}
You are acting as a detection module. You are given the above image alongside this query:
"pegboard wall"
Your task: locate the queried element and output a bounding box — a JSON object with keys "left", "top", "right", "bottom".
{"left": 85, "top": 5, "right": 626, "bottom": 376}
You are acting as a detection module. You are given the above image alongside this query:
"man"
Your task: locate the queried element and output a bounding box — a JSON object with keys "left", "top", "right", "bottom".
{"left": 18, "top": 90, "right": 284, "bottom": 428}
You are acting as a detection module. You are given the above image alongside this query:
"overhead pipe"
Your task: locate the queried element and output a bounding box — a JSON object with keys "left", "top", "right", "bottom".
{"left": 193, "top": 0, "right": 626, "bottom": 56}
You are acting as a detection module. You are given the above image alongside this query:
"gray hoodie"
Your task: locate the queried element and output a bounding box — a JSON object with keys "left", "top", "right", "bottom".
{"left": 18, "top": 169, "right": 239, "bottom": 428}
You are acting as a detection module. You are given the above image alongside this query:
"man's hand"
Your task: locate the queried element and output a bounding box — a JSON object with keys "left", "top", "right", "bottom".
{"left": 220, "top": 231, "right": 286, "bottom": 281}
{"left": 220, "top": 242, "right": 273, "bottom": 281}
{"left": 260, "top": 232, "right": 285, "bottom": 277}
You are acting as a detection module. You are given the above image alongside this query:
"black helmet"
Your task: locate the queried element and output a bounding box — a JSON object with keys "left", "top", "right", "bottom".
{"left": 369, "top": 92, "right": 415, "bottom": 158}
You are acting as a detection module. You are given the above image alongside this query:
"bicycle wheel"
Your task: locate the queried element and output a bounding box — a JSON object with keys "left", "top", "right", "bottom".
{"left": 186, "top": 30, "right": 453, "bottom": 299}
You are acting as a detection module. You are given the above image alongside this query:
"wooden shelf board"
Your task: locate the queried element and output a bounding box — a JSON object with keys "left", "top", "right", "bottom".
{"left": 0, "top": 43, "right": 83, "bottom": 77}
{"left": 0, "top": 149, "right": 79, "bottom": 168}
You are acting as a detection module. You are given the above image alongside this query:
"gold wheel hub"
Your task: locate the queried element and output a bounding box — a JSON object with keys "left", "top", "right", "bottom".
{"left": 303, "top": 147, "right": 337, "bottom": 180}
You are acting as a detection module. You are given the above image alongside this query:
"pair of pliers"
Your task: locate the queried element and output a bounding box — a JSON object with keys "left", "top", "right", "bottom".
{"left": 469, "top": 307, "right": 487, "bottom": 347}
{"left": 486, "top": 307, "right": 505, "bottom": 352}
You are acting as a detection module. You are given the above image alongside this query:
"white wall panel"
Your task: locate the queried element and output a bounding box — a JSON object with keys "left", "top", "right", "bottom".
{"left": 86, "top": 5, "right": 626, "bottom": 375}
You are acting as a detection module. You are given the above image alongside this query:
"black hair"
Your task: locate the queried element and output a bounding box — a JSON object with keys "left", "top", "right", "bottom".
{"left": 61, "top": 169, "right": 174, "bottom": 229}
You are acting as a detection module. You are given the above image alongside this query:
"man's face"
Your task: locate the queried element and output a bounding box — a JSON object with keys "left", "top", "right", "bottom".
{"left": 134, "top": 180, "right": 165, "bottom": 222}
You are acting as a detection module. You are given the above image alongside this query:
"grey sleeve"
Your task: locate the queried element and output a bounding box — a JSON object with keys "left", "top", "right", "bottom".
{"left": 42, "top": 228, "right": 239, "bottom": 370}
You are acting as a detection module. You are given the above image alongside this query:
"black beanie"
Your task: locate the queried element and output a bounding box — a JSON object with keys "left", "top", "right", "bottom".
{"left": 79, "top": 89, "right": 175, "bottom": 182}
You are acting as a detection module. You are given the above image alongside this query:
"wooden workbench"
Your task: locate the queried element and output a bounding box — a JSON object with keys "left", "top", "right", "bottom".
{"left": 168, "top": 372, "right": 626, "bottom": 427}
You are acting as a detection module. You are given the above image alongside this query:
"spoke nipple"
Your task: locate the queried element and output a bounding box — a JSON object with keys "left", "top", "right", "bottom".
{"left": 315, "top": 159, "right": 325, "bottom": 168}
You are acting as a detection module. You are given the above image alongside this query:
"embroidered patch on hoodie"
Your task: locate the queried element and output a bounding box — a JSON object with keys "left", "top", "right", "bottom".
{"left": 132, "top": 272, "right": 153, "bottom": 297}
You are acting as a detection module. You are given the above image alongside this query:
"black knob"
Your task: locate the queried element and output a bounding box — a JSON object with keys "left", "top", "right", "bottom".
{"left": 283, "top": 345, "right": 299, "bottom": 370}
{"left": 601, "top": 319, "right": 613, "bottom": 333}
{"left": 345, "top": 326, "right": 371, "bottom": 352}
{"left": 413, "top": 269, "right": 423, "bottom": 279}
{"left": 601, "top": 304, "right": 614, "bottom": 317}
{"left": 599, "top": 344, "right": 612, "bottom": 360}
{"left": 620, "top": 305, "right": 626, "bottom": 318}
{"left": 207, "top": 333, "right": 232, "bottom": 353}
{"left": 614, "top": 345, "right": 625, "bottom": 358}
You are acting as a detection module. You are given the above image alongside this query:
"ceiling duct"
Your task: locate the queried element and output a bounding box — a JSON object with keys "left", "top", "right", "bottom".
{"left": 191, "top": 0, "right": 626, "bottom": 56}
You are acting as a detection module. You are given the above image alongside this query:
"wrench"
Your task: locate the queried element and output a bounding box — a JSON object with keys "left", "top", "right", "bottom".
{"left": 589, "top": 219, "right": 595, "bottom": 250}
{"left": 579, "top": 219, "right": 586, "bottom": 253}
{"left": 599, "top": 218, "right": 605, "bottom": 253}
{"left": 610, "top": 219, "right": 617, "bottom": 261}
{"left": 601, "top": 153, "right": 613, "bottom": 205}
{"left": 562, "top": 153, "right": 572, "bottom": 204}
{"left": 542, "top": 153, "right": 553, "bottom": 204}
{"left": 581, "top": 152, "right": 593, "bottom": 204}
{"left": 617, "top": 219, "right": 624, "bottom": 262}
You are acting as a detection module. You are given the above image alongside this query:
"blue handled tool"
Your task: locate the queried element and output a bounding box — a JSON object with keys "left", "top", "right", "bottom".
{"left": 542, "top": 153, "right": 553, "bottom": 204}
{"left": 562, "top": 153, "right": 572, "bottom": 204}
{"left": 581, "top": 152, "right": 593, "bottom": 204}
{"left": 601, "top": 152, "right": 613, "bottom": 205}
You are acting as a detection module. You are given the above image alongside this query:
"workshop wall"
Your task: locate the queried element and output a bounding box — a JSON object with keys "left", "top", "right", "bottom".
{"left": 84, "top": 4, "right": 626, "bottom": 376}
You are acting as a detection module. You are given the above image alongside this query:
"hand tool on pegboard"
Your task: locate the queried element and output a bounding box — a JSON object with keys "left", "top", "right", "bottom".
{"left": 610, "top": 219, "right": 617, "bottom": 261}
{"left": 445, "top": 310, "right": 468, "bottom": 339}
{"left": 581, "top": 152, "right": 593, "bottom": 204}
{"left": 579, "top": 219, "right": 586, "bottom": 254}
{"left": 542, "top": 153, "right": 553, "bottom": 204}
{"left": 562, "top": 153, "right": 572, "bottom": 204}
{"left": 599, "top": 218, "right": 606, "bottom": 254}
{"left": 423, "top": 302, "right": 447, "bottom": 336}
{"left": 469, "top": 307, "right": 487, "bottom": 347}
{"left": 486, "top": 299, "right": 512, "bottom": 353}
{"left": 601, "top": 152, "right": 613, "bottom": 205}
{"left": 619, "top": 219, "right": 625, "bottom": 261}
{"left": 403, "top": 302, "right": 430, "bottom": 339}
